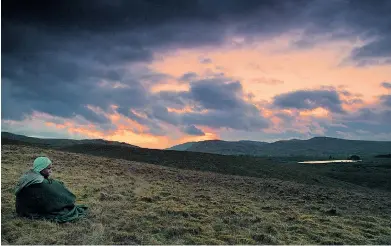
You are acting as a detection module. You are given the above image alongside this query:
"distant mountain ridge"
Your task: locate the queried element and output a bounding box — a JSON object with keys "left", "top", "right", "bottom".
{"left": 167, "top": 137, "right": 391, "bottom": 157}
{"left": 173, "top": 139, "right": 269, "bottom": 156}
{"left": 2, "top": 132, "right": 391, "bottom": 157}
{"left": 1, "top": 132, "right": 139, "bottom": 148}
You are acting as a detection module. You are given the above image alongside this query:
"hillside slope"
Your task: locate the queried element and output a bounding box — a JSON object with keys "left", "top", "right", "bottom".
{"left": 186, "top": 140, "right": 268, "bottom": 156}
{"left": 1, "top": 132, "right": 139, "bottom": 148}
{"left": 61, "top": 142, "right": 391, "bottom": 192}
{"left": 3, "top": 135, "right": 391, "bottom": 192}
{"left": 262, "top": 137, "right": 391, "bottom": 157}
{"left": 168, "top": 137, "right": 391, "bottom": 157}
{"left": 2, "top": 144, "right": 391, "bottom": 244}
{"left": 166, "top": 142, "right": 197, "bottom": 151}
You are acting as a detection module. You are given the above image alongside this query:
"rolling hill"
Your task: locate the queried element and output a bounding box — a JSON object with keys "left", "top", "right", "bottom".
{"left": 1, "top": 132, "right": 139, "bottom": 148}
{"left": 166, "top": 141, "right": 197, "bottom": 151}
{"left": 180, "top": 140, "right": 269, "bottom": 156}
{"left": 168, "top": 137, "right": 391, "bottom": 157}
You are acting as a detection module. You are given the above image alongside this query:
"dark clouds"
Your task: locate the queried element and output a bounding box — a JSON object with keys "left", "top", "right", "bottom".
{"left": 350, "top": 36, "right": 391, "bottom": 63}
{"left": 199, "top": 57, "right": 212, "bottom": 64}
{"left": 179, "top": 72, "right": 198, "bottom": 82}
{"left": 382, "top": 82, "right": 391, "bottom": 89}
{"left": 149, "top": 104, "right": 180, "bottom": 126}
{"left": 1, "top": 63, "right": 150, "bottom": 123}
{"left": 379, "top": 82, "right": 391, "bottom": 107}
{"left": 291, "top": 0, "right": 391, "bottom": 65}
{"left": 177, "top": 79, "right": 270, "bottom": 130}
{"left": 273, "top": 89, "right": 345, "bottom": 113}
{"left": 2, "top": 0, "right": 300, "bottom": 33}
{"left": 181, "top": 109, "right": 269, "bottom": 131}
{"left": 380, "top": 95, "right": 391, "bottom": 107}
{"left": 182, "top": 125, "right": 205, "bottom": 136}
{"left": 270, "top": 104, "right": 391, "bottom": 141}
{"left": 189, "top": 80, "right": 247, "bottom": 110}
{"left": 343, "top": 108, "right": 391, "bottom": 125}
{"left": 2, "top": 0, "right": 391, "bottom": 138}
{"left": 120, "top": 77, "right": 270, "bottom": 131}
{"left": 3, "top": 0, "right": 390, "bottom": 62}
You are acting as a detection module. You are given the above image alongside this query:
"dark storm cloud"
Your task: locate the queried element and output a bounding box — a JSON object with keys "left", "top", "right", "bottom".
{"left": 2, "top": 0, "right": 390, "bottom": 135}
{"left": 381, "top": 82, "right": 391, "bottom": 89}
{"left": 179, "top": 72, "right": 198, "bottom": 82}
{"left": 337, "top": 88, "right": 364, "bottom": 106}
{"left": 181, "top": 109, "right": 269, "bottom": 130}
{"left": 153, "top": 91, "right": 190, "bottom": 109}
{"left": 380, "top": 95, "right": 391, "bottom": 107}
{"left": 2, "top": 0, "right": 233, "bottom": 124}
{"left": 1, "top": 55, "right": 151, "bottom": 124}
{"left": 2, "top": 0, "right": 296, "bottom": 33}
{"left": 344, "top": 0, "right": 391, "bottom": 64}
{"left": 325, "top": 121, "right": 391, "bottom": 140}
{"left": 112, "top": 75, "right": 269, "bottom": 132}
{"left": 150, "top": 77, "right": 270, "bottom": 130}
{"left": 273, "top": 89, "right": 345, "bottom": 113}
{"left": 4, "top": 0, "right": 389, "bottom": 61}
{"left": 343, "top": 108, "right": 391, "bottom": 125}
{"left": 379, "top": 82, "right": 391, "bottom": 107}
{"left": 149, "top": 104, "right": 180, "bottom": 125}
{"left": 186, "top": 80, "right": 270, "bottom": 130}
{"left": 199, "top": 57, "right": 212, "bottom": 64}
{"left": 158, "top": 77, "right": 261, "bottom": 113}
{"left": 116, "top": 107, "right": 167, "bottom": 136}
{"left": 189, "top": 79, "right": 246, "bottom": 110}
{"left": 340, "top": 90, "right": 352, "bottom": 97}
{"left": 182, "top": 125, "right": 205, "bottom": 136}
{"left": 2, "top": 0, "right": 280, "bottom": 59}
{"left": 154, "top": 77, "right": 257, "bottom": 112}
{"left": 350, "top": 35, "right": 391, "bottom": 63}
{"left": 289, "top": 0, "right": 391, "bottom": 64}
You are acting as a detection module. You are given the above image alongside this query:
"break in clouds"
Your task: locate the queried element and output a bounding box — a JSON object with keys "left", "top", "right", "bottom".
{"left": 2, "top": 0, "right": 391, "bottom": 146}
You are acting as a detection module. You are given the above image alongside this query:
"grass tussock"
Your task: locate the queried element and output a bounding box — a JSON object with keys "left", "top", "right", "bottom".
{"left": 2, "top": 145, "right": 391, "bottom": 245}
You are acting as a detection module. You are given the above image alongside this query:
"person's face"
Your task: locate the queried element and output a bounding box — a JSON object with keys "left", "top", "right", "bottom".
{"left": 40, "top": 164, "right": 52, "bottom": 178}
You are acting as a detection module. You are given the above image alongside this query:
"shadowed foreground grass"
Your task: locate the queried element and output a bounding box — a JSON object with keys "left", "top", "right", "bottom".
{"left": 2, "top": 145, "right": 391, "bottom": 244}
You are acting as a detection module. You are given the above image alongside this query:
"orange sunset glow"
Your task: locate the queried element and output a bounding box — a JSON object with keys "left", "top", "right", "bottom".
{"left": 2, "top": 0, "right": 391, "bottom": 148}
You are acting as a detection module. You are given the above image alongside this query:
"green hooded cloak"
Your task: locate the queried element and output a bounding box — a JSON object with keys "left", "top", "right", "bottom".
{"left": 15, "top": 168, "right": 88, "bottom": 223}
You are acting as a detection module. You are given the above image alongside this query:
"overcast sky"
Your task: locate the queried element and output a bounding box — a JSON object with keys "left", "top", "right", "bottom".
{"left": 2, "top": 0, "right": 391, "bottom": 148}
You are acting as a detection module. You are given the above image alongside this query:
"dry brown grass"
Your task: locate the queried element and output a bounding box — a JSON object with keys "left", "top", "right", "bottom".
{"left": 2, "top": 145, "right": 391, "bottom": 244}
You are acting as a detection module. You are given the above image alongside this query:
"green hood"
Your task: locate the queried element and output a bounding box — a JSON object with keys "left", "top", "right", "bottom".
{"left": 15, "top": 170, "right": 45, "bottom": 195}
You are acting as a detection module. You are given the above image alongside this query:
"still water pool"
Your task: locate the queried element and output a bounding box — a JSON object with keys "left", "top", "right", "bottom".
{"left": 298, "top": 160, "right": 361, "bottom": 164}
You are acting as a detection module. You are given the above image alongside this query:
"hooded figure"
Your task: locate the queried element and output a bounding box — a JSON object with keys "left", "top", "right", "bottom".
{"left": 15, "top": 157, "right": 52, "bottom": 194}
{"left": 15, "top": 157, "right": 88, "bottom": 223}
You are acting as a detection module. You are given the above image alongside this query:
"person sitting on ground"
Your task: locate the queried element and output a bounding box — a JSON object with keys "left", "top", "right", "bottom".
{"left": 15, "top": 156, "right": 88, "bottom": 223}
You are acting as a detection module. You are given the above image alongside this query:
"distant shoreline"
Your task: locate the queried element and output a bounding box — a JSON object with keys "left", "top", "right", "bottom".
{"left": 298, "top": 160, "right": 362, "bottom": 164}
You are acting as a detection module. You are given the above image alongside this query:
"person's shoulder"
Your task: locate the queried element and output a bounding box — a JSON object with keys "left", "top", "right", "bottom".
{"left": 19, "top": 169, "right": 37, "bottom": 178}
{"left": 15, "top": 169, "right": 44, "bottom": 193}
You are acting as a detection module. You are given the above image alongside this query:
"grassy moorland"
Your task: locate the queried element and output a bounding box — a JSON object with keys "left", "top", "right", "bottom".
{"left": 2, "top": 144, "right": 391, "bottom": 244}
{"left": 60, "top": 143, "right": 391, "bottom": 192}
